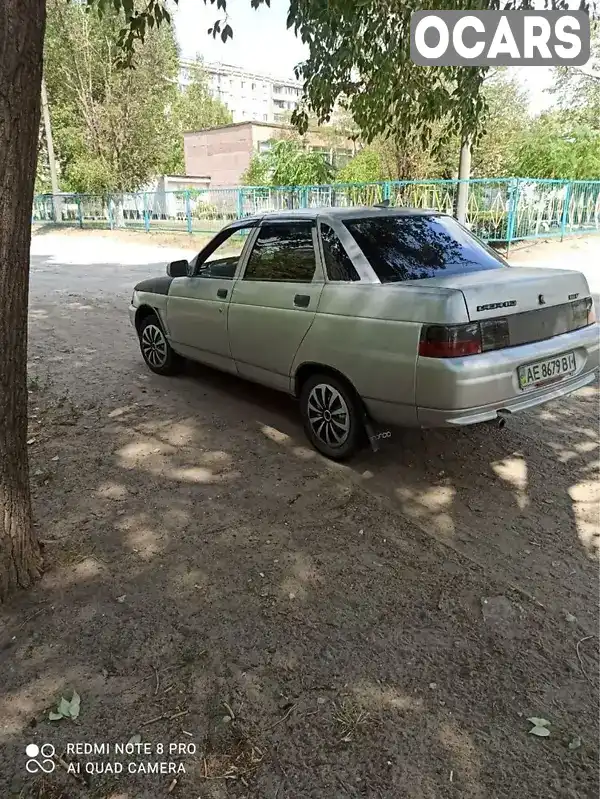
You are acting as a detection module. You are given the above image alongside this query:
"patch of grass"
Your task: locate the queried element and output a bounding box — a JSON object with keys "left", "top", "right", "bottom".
{"left": 332, "top": 699, "right": 371, "bottom": 743}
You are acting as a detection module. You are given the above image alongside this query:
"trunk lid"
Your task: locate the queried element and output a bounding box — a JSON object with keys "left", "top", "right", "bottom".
{"left": 415, "top": 266, "right": 589, "bottom": 320}
{"left": 412, "top": 266, "right": 593, "bottom": 348}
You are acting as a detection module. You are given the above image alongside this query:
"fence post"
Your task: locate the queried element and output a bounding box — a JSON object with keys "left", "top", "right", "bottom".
{"left": 383, "top": 181, "right": 391, "bottom": 202}
{"left": 505, "top": 178, "right": 520, "bottom": 256}
{"left": 185, "top": 190, "right": 192, "bottom": 234}
{"left": 560, "top": 182, "right": 572, "bottom": 241}
{"left": 143, "top": 192, "right": 150, "bottom": 232}
{"left": 237, "top": 188, "right": 244, "bottom": 218}
{"left": 108, "top": 198, "right": 114, "bottom": 230}
{"left": 77, "top": 197, "right": 83, "bottom": 229}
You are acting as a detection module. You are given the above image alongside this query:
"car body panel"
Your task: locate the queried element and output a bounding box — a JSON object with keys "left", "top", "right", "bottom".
{"left": 227, "top": 224, "right": 325, "bottom": 392}
{"left": 166, "top": 276, "right": 237, "bottom": 373}
{"left": 130, "top": 207, "right": 600, "bottom": 433}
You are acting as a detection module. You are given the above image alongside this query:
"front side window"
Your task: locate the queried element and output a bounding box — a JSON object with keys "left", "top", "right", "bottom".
{"left": 195, "top": 227, "right": 253, "bottom": 279}
{"left": 320, "top": 223, "right": 360, "bottom": 281}
{"left": 244, "top": 222, "right": 316, "bottom": 282}
{"left": 343, "top": 214, "right": 508, "bottom": 283}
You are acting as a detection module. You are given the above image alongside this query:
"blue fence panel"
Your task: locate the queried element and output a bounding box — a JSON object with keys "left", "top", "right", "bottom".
{"left": 32, "top": 178, "right": 600, "bottom": 244}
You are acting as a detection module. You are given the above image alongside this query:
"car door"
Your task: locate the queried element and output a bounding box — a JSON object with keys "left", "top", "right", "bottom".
{"left": 166, "top": 224, "right": 256, "bottom": 373}
{"left": 227, "top": 219, "right": 325, "bottom": 391}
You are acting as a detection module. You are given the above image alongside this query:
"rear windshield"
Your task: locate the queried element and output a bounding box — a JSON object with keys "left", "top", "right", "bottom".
{"left": 342, "top": 215, "right": 508, "bottom": 283}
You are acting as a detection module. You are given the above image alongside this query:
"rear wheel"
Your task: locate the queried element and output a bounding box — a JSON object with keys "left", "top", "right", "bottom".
{"left": 299, "top": 373, "right": 364, "bottom": 460}
{"left": 138, "top": 314, "right": 182, "bottom": 376}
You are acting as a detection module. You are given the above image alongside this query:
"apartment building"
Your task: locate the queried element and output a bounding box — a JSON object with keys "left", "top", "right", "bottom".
{"left": 178, "top": 59, "right": 303, "bottom": 124}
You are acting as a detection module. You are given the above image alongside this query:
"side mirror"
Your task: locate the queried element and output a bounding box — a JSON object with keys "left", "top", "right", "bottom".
{"left": 167, "top": 259, "right": 189, "bottom": 278}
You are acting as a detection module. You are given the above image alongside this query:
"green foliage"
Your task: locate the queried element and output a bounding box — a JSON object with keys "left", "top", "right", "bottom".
{"left": 163, "top": 58, "right": 232, "bottom": 175}
{"left": 44, "top": 0, "right": 180, "bottom": 193}
{"left": 241, "top": 139, "right": 334, "bottom": 186}
{"left": 43, "top": 0, "right": 229, "bottom": 194}
{"left": 241, "top": 154, "right": 270, "bottom": 186}
{"left": 336, "top": 148, "right": 384, "bottom": 183}
{"left": 512, "top": 114, "right": 600, "bottom": 180}
{"left": 471, "top": 69, "right": 530, "bottom": 177}
{"left": 107, "top": 0, "right": 580, "bottom": 155}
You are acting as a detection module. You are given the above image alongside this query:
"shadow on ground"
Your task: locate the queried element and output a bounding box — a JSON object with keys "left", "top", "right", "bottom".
{"left": 0, "top": 241, "right": 597, "bottom": 798}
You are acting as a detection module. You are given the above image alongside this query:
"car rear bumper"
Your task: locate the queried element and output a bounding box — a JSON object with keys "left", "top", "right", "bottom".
{"left": 416, "top": 322, "right": 599, "bottom": 427}
{"left": 417, "top": 368, "right": 598, "bottom": 426}
{"left": 129, "top": 304, "right": 137, "bottom": 328}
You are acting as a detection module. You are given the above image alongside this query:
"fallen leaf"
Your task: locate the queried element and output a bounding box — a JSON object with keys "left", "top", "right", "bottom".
{"left": 48, "top": 711, "right": 63, "bottom": 721}
{"left": 58, "top": 697, "right": 71, "bottom": 717}
{"left": 529, "top": 726, "right": 550, "bottom": 737}
{"left": 128, "top": 733, "right": 142, "bottom": 745}
{"left": 69, "top": 691, "right": 81, "bottom": 719}
{"left": 527, "top": 717, "right": 550, "bottom": 727}
{"left": 568, "top": 736, "right": 582, "bottom": 750}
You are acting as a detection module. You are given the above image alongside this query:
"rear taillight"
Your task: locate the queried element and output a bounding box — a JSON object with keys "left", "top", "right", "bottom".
{"left": 419, "top": 323, "right": 481, "bottom": 358}
{"left": 419, "top": 318, "right": 512, "bottom": 358}
{"left": 572, "top": 297, "right": 596, "bottom": 328}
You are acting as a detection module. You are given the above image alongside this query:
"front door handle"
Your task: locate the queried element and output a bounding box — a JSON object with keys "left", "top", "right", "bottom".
{"left": 217, "top": 288, "right": 228, "bottom": 299}
{"left": 294, "top": 294, "right": 310, "bottom": 308}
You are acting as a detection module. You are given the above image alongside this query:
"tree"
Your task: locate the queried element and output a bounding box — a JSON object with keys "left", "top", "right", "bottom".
{"left": 336, "top": 147, "right": 385, "bottom": 183}
{"left": 162, "top": 58, "right": 232, "bottom": 175}
{"left": 0, "top": 0, "right": 45, "bottom": 600}
{"left": 0, "top": 0, "right": 583, "bottom": 601}
{"left": 512, "top": 113, "right": 600, "bottom": 179}
{"left": 471, "top": 70, "right": 530, "bottom": 177}
{"left": 44, "top": 0, "right": 181, "bottom": 194}
{"left": 241, "top": 138, "right": 334, "bottom": 186}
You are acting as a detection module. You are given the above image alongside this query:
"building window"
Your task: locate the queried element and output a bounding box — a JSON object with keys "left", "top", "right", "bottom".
{"left": 240, "top": 81, "right": 245, "bottom": 88}
{"left": 263, "top": 114, "right": 268, "bottom": 121}
{"left": 252, "top": 82, "right": 256, "bottom": 90}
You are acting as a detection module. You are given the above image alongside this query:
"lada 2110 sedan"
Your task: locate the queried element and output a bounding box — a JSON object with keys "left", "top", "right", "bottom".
{"left": 130, "top": 207, "right": 599, "bottom": 460}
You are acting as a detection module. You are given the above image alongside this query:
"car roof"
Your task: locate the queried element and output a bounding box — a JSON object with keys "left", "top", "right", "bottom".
{"left": 230, "top": 206, "right": 445, "bottom": 227}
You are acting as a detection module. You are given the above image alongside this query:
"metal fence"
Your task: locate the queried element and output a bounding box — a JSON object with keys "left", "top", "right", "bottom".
{"left": 32, "top": 177, "right": 600, "bottom": 246}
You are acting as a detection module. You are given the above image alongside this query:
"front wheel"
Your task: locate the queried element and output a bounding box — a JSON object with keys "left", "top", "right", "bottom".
{"left": 138, "top": 314, "right": 182, "bottom": 376}
{"left": 299, "top": 373, "right": 365, "bottom": 460}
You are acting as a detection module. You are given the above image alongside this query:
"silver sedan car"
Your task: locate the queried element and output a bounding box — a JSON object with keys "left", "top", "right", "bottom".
{"left": 130, "top": 207, "right": 599, "bottom": 459}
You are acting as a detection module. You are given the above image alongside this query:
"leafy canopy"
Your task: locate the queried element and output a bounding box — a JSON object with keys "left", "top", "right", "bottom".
{"left": 241, "top": 139, "right": 334, "bottom": 186}
{"left": 43, "top": 0, "right": 230, "bottom": 193}
{"left": 90, "top": 0, "right": 588, "bottom": 151}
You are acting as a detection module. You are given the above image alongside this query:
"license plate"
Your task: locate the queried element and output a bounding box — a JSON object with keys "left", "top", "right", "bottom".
{"left": 518, "top": 351, "right": 576, "bottom": 390}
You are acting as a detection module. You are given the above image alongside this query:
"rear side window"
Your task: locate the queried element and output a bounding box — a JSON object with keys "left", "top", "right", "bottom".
{"left": 320, "top": 223, "right": 360, "bottom": 281}
{"left": 244, "top": 221, "right": 316, "bottom": 282}
{"left": 343, "top": 215, "right": 508, "bottom": 283}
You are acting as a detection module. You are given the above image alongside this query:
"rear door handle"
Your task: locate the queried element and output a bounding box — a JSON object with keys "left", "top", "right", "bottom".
{"left": 217, "top": 288, "right": 228, "bottom": 299}
{"left": 294, "top": 294, "right": 310, "bottom": 308}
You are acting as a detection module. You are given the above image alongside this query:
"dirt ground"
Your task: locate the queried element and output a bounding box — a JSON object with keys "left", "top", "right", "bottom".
{"left": 1, "top": 229, "right": 599, "bottom": 799}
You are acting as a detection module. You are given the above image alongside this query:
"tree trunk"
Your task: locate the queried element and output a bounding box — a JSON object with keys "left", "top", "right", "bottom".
{"left": 0, "top": 0, "right": 46, "bottom": 601}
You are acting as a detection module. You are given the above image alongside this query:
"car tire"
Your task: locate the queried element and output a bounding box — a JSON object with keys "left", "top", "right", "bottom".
{"left": 299, "top": 373, "right": 365, "bottom": 461}
{"left": 138, "top": 314, "right": 182, "bottom": 376}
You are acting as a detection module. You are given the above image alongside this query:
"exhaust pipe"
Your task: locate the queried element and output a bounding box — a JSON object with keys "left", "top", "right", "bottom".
{"left": 497, "top": 409, "right": 511, "bottom": 430}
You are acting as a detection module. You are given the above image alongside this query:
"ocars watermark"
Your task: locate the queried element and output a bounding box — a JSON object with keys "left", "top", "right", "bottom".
{"left": 410, "top": 10, "right": 590, "bottom": 66}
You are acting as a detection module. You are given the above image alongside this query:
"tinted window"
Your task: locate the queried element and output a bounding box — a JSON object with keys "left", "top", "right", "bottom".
{"left": 196, "top": 227, "right": 253, "bottom": 279}
{"left": 244, "top": 222, "right": 316, "bottom": 282}
{"left": 343, "top": 215, "right": 507, "bottom": 283}
{"left": 321, "top": 223, "right": 360, "bottom": 281}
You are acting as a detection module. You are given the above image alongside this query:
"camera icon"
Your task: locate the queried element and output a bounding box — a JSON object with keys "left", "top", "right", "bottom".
{"left": 25, "top": 743, "right": 56, "bottom": 774}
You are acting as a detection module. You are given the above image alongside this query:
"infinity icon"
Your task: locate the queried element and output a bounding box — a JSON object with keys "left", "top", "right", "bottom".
{"left": 25, "top": 743, "right": 56, "bottom": 774}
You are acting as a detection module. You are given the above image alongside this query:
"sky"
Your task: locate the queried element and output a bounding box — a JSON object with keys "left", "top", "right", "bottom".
{"left": 173, "top": 0, "right": 557, "bottom": 115}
